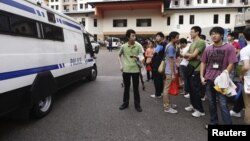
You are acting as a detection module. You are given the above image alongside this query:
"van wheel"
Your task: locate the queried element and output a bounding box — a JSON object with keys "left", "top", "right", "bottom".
{"left": 30, "top": 95, "right": 53, "bottom": 119}
{"left": 87, "top": 66, "right": 97, "bottom": 81}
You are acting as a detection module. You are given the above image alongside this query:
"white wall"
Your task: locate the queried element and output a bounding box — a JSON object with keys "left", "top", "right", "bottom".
{"left": 68, "top": 14, "right": 103, "bottom": 39}
{"left": 165, "top": 9, "right": 238, "bottom": 38}
{"left": 86, "top": 17, "right": 103, "bottom": 36}
{"left": 171, "top": 0, "right": 249, "bottom": 8}
{"left": 102, "top": 9, "right": 165, "bottom": 34}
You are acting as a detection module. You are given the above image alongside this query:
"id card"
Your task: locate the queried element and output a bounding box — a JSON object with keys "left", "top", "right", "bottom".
{"left": 213, "top": 63, "right": 219, "bottom": 69}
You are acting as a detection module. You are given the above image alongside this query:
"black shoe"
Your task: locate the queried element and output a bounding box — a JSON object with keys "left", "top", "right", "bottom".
{"left": 119, "top": 103, "right": 128, "bottom": 110}
{"left": 135, "top": 106, "right": 142, "bottom": 112}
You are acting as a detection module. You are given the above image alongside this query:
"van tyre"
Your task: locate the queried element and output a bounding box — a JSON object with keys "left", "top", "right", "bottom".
{"left": 87, "top": 66, "right": 97, "bottom": 81}
{"left": 30, "top": 95, "right": 53, "bottom": 119}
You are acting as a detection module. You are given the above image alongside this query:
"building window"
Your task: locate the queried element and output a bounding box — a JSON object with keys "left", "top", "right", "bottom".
{"left": 94, "top": 19, "right": 97, "bottom": 27}
{"left": 238, "top": 8, "right": 243, "bottom": 12}
{"left": 81, "top": 18, "right": 85, "bottom": 26}
{"left": 241, "top": 0, "right": 248, "bottom": 4}
{"left": 197, "top": 0, "right": 201, "bottom": 4}
{"left": 94, "top": 34, "right": 97, "bottom": 41}
{"left": 179, "top": 15, "right": 183, "bottom": 25}
{"left": 85, "top": 4, "right": 88, "bottom": 9}
{"left": 51, "top": 0, "right": 54, "bottom": 2}
{"left": 167, "top": 16, "right": 171, "bottom": 26}
{"left": 190, "top": 15, "right": 194, "bottom": 24}
{"left": 227, "top": 0, "right": 234, "bottom": 3}
{"left": 56, "top": 5, "right": 58, "bottom": 10}
{"left": 204, "top": 0, "right": 208, "bottom": 3}
{"left": 186, "top": 0, "right": 190, "bottom": 5}
{"left": 51, "top": 5, "right": 54, "bottom": 9}
{"left": 212, "top": 0, "right": 217, "bottom": 3}
{"left": 80, "top": 4, "right": 83, "bottom": 9}
{"left": 174, "top": 0, "right": 179, "bottom": 6}
{"left": 73, "top": 5, "right": 77, "bottom": 11}
{"left": 214, "top": 14, "right": 219, "bottom": 24}
{"left": 225, "top": 14, "right": 230, "bottom": 24}
{"left": 136, "top": 19, "right": 151, "bottom": 27}
{"left": 113, "top": 19, "right": 127, "bottom": 27}
{"left": 64, "top": 5, "right": 70, "bottom": 11}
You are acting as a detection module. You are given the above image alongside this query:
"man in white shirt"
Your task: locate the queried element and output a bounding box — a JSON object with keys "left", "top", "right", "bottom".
{"left": 239, "top": 27, "right": 250, "bottom": 125}
{"left": 179, "top": 38, "right": 190, "bottom": 96}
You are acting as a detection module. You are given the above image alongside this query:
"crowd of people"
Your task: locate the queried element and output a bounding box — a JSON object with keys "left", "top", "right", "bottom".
{"left": 117, "top": 26, "right": 250, "bottom": 127}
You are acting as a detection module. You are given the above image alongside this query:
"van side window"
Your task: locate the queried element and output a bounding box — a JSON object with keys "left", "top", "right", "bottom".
{"left": 47, "top": 11, "right": 56, "bottom": 23}
{"left": 84, "top": 34, "right": 91, "bottom": 53}
{"left": 10, "top": 14, "right": 38, "bottom": 37}
{"left": 0, "top": 13, "right": 10, "bottom": 33}
{"left": 83, "top": 34, "right": 94, "bottom": 56}
{"left": 113, "top": 39, "right": 119, "bottom": 42}
{"left": 42, "top": 23, "right": 64, "bottom": 41}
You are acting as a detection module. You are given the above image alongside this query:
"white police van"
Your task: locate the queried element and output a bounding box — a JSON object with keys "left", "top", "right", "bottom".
{"left": 0, "top": 0, "right": 98, "bottom": 118}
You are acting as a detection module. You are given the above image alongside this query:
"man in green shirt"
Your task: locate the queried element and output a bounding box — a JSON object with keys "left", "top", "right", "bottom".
{"left": 118, "top": 29, "right": 144, "bottom": 112}
{"left": 184, "top": 26, "right": 206, "bottom": 117}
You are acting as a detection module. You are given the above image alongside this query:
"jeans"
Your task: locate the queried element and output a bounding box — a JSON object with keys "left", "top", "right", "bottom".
{"left": 206, "top": 80, "right": 232, "bottom": 125}
{"left": 232, "top": 92, "right": 244, "bottom": 113}
{"left": 122, "top": 73, "right": 140, "bottom": 106}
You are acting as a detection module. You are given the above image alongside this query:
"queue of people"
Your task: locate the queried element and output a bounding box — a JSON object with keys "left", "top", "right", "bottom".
{"left": 117, "top": 26, "right": 250, "bottom": 127}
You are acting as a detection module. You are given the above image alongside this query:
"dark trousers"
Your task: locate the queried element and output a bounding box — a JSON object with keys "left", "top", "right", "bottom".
{"left": 189, "top": 71, "right": 204, "bottom": 113}
{"left": 233, "top": 93, "right": 244, "bottom": 113}
{"left": 147, "top": 71, "right": 152, "bottom": 80}
{"left": 122, "top": 73, "right": 140, "bottom": 106}
{"left": 152, "top": 70, "right": 163, "bottom": 96}
{"left": 180, "top": 65, "right": 190, "bottom": 93}
{"left": 108, "top": 47, "right": 112, "bottom": 52}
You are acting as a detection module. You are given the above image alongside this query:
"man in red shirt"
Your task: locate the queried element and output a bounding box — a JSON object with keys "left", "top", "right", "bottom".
{"left": 227, "top": 32, "right": 240, "bottom": 59}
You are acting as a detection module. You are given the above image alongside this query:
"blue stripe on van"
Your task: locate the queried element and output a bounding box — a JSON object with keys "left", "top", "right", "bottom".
{"left": 0, "top": 65, "right": 59, "bottom": 81}
{"left": 62, "top": 20, "right": 81, "bottom": 30}
{"left": 36, "top": 10, "right": 41, "bottom": 16}
{"left": 0, "top": 0, "right": 36, "bottom": 14}
{"left": 41, "top": 12, "right": 45, "bottom": 17}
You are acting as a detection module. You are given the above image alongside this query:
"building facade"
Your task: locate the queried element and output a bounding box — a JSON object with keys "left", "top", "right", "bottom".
{"left": 166, "top": 0, "right": 250, "bottom": 39}
{"left": 47, "top": 0, "right": 249, "bottom": 41}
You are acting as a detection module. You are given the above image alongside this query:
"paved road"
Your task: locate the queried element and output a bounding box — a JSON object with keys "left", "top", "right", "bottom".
{"left": 0, "top": 48, "right": 244, "bottom": 141}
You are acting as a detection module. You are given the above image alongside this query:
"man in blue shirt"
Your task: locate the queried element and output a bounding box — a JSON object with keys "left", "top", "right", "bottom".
{"left": 163, "top": 31, "right": 179, "bottom": 114}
